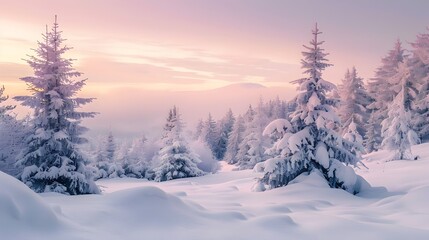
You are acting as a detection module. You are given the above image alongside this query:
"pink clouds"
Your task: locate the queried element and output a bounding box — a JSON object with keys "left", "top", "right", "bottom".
{"left": 2, "top": 0, "right": 429, "bottom": 137}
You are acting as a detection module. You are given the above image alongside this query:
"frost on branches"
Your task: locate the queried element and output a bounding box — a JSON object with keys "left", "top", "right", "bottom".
{"left": 236, "top": 100, "right": 269, "bottom": 170}
{"left": 0, "top": 86, "right": 14, "bottom": 116}
{"left": 121, "top": 136, "right": 149, "bottom": 178}
{"left": 409, "top": 29, "right": 429, "bottom": 140}
{"left": 366, "top": 40, "right": 405, "bottom": 151}
{"left": 381, "top": 62, "right": 417, "bottom": 160}
{"left": 153, "top": 106, "right": 204, "bottom": 182}
{"left": 337, "top": 67, "right": 371, "bottom": 139}
{"left": 256, "top": 24, "right": 365, "bottom": 194}
{"left": 14, "top": 17, "right": 99, "bottom": 195}
{"left": 0, "top": 86, "right": 28, "bottom": 176}
{"left": 94, "top": 132, "right": 124, "bottom": 179}
{"left": 343, "top": 121, "right": 364, "bottom": 159}
{"left": 224, "top": 115, "right": 245, "bottom": 164}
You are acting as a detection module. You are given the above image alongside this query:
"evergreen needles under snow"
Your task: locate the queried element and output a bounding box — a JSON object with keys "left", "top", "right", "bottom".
{"left": 366, "top": 40, "right": 405, "bottom": 151}
{"left": 337, "top": 67, "right": 371, "bottom": 140}
{"left": 13, "top": 17, "right": 99, "bottom": 195}
{"left": 256, "top": 24, "right": 365, "bottom": 194}
{"left": 381, "top": 62, "right": 417, "bottom": 160}
{"left": 153, "top": 106, "right": 204, "bottom": 182}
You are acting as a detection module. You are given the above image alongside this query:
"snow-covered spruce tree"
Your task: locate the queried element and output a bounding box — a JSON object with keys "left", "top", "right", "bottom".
{"left": 234, "top": 105, "right": 256, "bottom": 165}
{"left": 366, "top": 40, "right": 405, "bottom": 151}
{"left": 0, "top": 85, "right": 26, "bottom": 176}
{"left": 13, "top": 17, "right": 99, "bottom": 194}
{"left": 153, "top": 106, "right": 204, "bottom": 182}
{"left": 199, "top": 113, "right": 218, "bottom": 158}
{"left": 236, "top": 100, "right": 269, "bottom": 170}
{"left": 193, "top": 119, "right": 204, "bottom": 140}
{"left": 224, "top": 114, "right": 245, "bottom": 164}
{"left": 343, "top": 121, "right": 364, "bottom": 159}
{"left": 381, "top": 62, "right": 418, "bottom": 160}
{"left": 0, "top": 116, "right": 30, "bottom": 176}
{"left": 214, "top": 109, "right": 235, "bottom": 160}
{"left": 257, "top": 24, "right": 364, "bottom": 194}
{"left": 262, "top": 119, "right": 293, "bottom": 160}
{"left": 105, "top": 132, "right": 116, "bottom": 162}
{"left": 121, "top": 136, "right": 148, "bottom": 178}
{"left": 267, "top": 97, "right": 288, "bottom": 120}
{"left": 94, "top": 132, "right": 124, "bottom": 179}
{"left": 337, "top": 67, "right": 371, "bottom": 139}
{"left": 0, "top": 86, "right": 15, "bottom": 116}
{"left": 409, "top": 29, "right": 429, "bottom": 140}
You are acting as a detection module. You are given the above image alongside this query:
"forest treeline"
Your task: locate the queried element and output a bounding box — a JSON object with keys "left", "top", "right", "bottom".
{"left": 1, "top": 18, "right": 428, "bottom": 195}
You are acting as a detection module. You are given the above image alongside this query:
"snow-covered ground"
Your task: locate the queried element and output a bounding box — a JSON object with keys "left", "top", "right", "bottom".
{"left": 2, "top": 144, "right": 429, "bottom": 240}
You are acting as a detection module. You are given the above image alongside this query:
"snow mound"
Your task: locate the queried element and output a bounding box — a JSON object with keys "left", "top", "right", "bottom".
{"left": 4, "top": 143, "right": 429, "bottom": 239}
{"left": 105, "top": 186, "right": 204, "bottom": 226}
{"left": 0, "top": 171, "right": 62, "bottom": 237}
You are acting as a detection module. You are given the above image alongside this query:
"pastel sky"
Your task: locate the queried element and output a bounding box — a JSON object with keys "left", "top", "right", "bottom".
{"left": 1, "top": 0, "right": 429, "bottom": 138}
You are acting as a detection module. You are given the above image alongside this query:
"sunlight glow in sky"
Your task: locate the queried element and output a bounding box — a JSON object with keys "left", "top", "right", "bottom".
{"left": 1, "top": 0, "right": 429, "bottom": 137}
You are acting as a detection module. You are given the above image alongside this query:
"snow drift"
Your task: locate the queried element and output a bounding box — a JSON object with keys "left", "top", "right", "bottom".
{"left": 2, "top": 143, "right": 429, "bottom": 239}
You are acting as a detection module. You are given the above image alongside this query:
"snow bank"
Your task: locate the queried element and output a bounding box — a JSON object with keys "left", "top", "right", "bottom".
{"left": 0, "top": 171, "right": 64, "bottom": 239}
{"left": 105, "top": 186, "right": 204, "bottom": 227}
{"left": 3, "top": 143, "right": 429, "bottom": 239}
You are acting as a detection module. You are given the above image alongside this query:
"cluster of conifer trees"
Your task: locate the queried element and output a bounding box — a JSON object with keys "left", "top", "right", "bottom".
{"left": 1, "top": 18, "right": 428, "bottom": 195}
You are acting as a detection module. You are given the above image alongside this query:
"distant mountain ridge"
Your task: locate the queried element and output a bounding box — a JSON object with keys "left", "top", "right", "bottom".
{"left": 215, "top": 82, "right": 266, "bottom": 91}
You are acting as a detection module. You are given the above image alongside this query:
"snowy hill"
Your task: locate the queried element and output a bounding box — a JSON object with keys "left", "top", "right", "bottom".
{"left": 2, "top": 143, "right": 429, "bottom": 239}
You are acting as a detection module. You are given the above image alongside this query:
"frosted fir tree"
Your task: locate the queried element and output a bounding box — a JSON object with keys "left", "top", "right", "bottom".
{"left": 215, "top": 109, "right": 235, "bottom": 160}
{"left": 337, "top": 67, "right": 371, "bottom": 138}
{"left": 366, "top": 40, "right": 405, "bottom": 151}
{"left": 343, "top": 120, "right": 364, "bottom": 158}
{"left": 224, "top": 115, "right": 245, "bottom": 164}
{"left": 262, "top": 119, "right": 293, "bottom": 159}
{"left": 199, "top": 113, "right": 218, "bottom": 158}
{"left": 95, "top": 132, "right": 124, "bottom": 179}
{"left": 234, "top": 105, "right": 256, "bottom": 165}
{"left": 0, "top": 86, "right": 15, "bottom": 116}
{"left": 381, "top": 62, "right": 418, "bottom": 160}
{"left": 14, "top": 17, "right": 99, "bottom": 194}
{"left": 0, "top": 86, "right": 28, "bottom": 176}
{"left": 409, "top": 29, "right": 429, "bottom": 140}
{"left": 256, "top": 24, "right": 364, "bottom": 194}
{"left": 194, "top": 119, "right": 204, "bottom": 140}
{"left": 236, "top": 100, "right": 269, "bottom": 170}
{"left": 121, "top": 136, "right": 148, "bottom": 178}
{"left": 105, "top": 132, "right": 116, "bottom": 162}
{"left": 267, "top": 97, "right": 288, "bottom": 120}
{"left": 153, "top": 106, "right": 204, "bottom": 182}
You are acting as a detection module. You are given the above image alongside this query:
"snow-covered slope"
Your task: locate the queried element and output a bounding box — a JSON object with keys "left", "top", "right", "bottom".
{"left": 2, "top": 144, "right": 429, "bottom": 239}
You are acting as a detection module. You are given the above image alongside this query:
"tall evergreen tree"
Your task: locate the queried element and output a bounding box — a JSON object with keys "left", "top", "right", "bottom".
{"left": 235, "top": 105, "right": 256, "bottom": 167}
{"left": 366, "top": 40, "right": 405, "bottom": 151}
{"left": 200, "top": 113, "right": 218, "bottom": 157}
{"left": 14, "top": 17, "right": 99, "bottom": 194}
{"left": 153, "top": 106, "right": 204, "bottom": 182}
{"left": 215, "top": 109, "right": 235, "bottom": 160}
{"left": 409, "top": 29, "right": 429, "bottom": 140}
{"left": 381, "top": 62, "right": 418, "bottom": 160}
{"left": 337, "top": 67, "right": 371, "bottom": 139}
{"left": 95, "top": 132, "right": 124, "bottom": 179}
{"left": 257, "top": 24, "right": 363, "bottom": 194}
{"left": 224, "top": 115, "right": 245, "bottom": 164}
{"left": 0, "top": 86, "right": 28, "bottom": 176}
{"left": 236, "top": 100, "right": 269, "bottom": 170}
{"left": 194, "top": 119, "right": 204, "bottom": 140}
{"left": 343, "top": 121, "right": 364, "bottom": 159}
{"left": 269, "top": 97, "right": 288, "bottom": 120}
{"left": 121, "top": 135, "right": 148, "bottom": 178}
{"left": 0, "top": 86, "right": 14, "bottom": 116}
